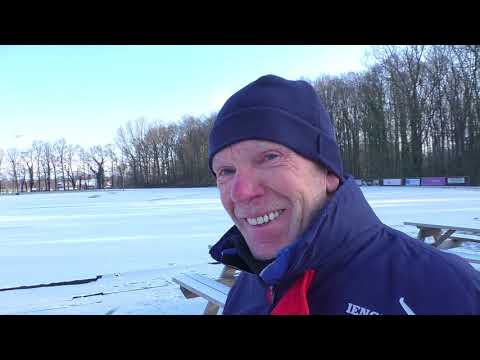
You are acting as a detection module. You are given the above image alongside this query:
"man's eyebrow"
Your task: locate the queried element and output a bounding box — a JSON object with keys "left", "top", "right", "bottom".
{"left": 212, "top": 157, "right": 227, "bottom": 168}
{"left": 261, "top": 145, "right": 288, "bottom": 153}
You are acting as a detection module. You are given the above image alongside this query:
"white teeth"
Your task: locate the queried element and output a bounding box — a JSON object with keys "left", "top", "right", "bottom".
{"left": 246, "top": 210, "right": 283, "bottom": 226}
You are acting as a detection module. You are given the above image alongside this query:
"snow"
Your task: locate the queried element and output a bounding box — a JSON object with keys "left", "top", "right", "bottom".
{"left": 1, "top": 185, "right": 479, "bottom": 314}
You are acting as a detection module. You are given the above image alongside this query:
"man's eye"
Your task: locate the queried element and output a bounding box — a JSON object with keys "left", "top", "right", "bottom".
{"left": 217, "top": 168, "right": 235, "bottom": 177}
{"left": 264, "top": 153, "right": 279, "bottom": 161}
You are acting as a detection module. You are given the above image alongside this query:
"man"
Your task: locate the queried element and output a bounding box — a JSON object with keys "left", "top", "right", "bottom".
{"left": 208, "top": 74, "right": 480, "bottom": 315}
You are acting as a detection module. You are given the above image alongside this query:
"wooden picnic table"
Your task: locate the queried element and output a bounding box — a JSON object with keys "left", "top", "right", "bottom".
{"left": 172, "top": 265, "right": 238, "bottom": 315}
{"left": 404, "top": 222, "right": 480, "bottom": 249}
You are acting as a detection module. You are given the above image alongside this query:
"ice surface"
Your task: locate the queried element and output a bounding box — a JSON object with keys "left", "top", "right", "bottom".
{"left": 0, "top": 185, "right": 479, "bottom": 314}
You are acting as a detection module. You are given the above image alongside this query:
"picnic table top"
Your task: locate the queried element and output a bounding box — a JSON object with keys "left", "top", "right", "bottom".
{"left": 172, "top": 272, "right": 230, "bottom": 308}
{"left": 404, "top": 222, "right": 480, "bottom": 234}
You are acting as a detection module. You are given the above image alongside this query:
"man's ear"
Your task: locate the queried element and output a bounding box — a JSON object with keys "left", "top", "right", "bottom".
{"left": 326, "top": 172, "right": 340, "bottom": 194}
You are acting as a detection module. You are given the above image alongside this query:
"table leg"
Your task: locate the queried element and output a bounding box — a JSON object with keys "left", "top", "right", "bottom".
{"left": 217, "top": 265, "right": 237, "bottom": 287}
{"left": 203, "top": 302, "right": 220, "bottom": 315}
{"left": 432, "top": 229, "right": 456, "bottom": 247}
{"left": 416, "top": 227, "right": 457, "bottom": 248}
{"left": 417, "top": 227, "right": 441, "bottom": 242}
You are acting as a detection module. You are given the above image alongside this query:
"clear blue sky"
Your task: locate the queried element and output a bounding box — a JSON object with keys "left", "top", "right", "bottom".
{"left": 0, "top": 45, "right": 372, "bottom": 151}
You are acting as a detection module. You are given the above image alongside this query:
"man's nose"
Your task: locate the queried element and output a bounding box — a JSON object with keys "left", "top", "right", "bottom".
{"left": 230, "top": 169, "right": 264, "bottom": 203}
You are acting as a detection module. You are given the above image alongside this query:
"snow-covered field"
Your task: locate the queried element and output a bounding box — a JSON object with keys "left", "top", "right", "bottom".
{"left": 1, "top": 185, "right": 479, "bottom": 314}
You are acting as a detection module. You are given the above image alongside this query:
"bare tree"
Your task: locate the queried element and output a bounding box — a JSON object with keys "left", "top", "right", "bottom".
{"left": 64, "top": 144, "right": 79, "bottom": 190}
{"left": 89, "top": 145, "right": 106, "bottom": 189}
{"left": 18, "top": 163, "right": 27, "bottom": 192}
{"left": 32, "top": 141, "right": 43, "bottom": 191}
{"left": 7, "top": 148, "right": 19, "bottom": 193}
{"left": 117, "top": 156, "right": 127, "bottom": 190}
{"left": 105, "top": 144, "right": 118, "bottom": 188}
{"left": 116, "top": 124, "right": 139, "bottom": 187}
{"left": 53, "top": 138, "right": 67, "bottom": 191}
{"left": 20, "top": 149, "right": 35, "bottom": 192}
{"left": 41, "top": 142, "right": 53, "bottom": 191}
{"left": 51, "top": 150, "right": 58, "bottom": 191}
{"left": 78, "top": 147, "right": 91, "bottom": 190}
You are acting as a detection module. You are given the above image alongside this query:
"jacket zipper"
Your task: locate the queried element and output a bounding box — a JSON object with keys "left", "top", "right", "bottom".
{"left": 268, "top": 284, "right": 282, "bottom": 313}
{"left": 267, "top": 285, "right": 276, "bottom": 306}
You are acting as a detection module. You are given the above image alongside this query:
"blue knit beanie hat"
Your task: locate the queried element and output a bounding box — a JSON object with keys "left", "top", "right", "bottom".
{"left": 208, "top": 74, "right": 343, "bottom": 179}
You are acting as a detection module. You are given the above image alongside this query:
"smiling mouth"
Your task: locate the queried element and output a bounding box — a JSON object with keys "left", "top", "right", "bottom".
{"left": 244, "top": 209, "right": 285, "bottom": 226}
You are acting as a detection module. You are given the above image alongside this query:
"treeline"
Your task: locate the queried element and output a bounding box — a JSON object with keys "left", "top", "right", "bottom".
{"left": 0, "top": 115, "right": 217, "bottom": 193}
{"left": 1, "top": 45, "right": 479, "bottom": 192}
{"left": 315, "top": 45, "right": 480, "bottom": 184}
{"left": 0, "top": 139, "right": 117, "bottom": 193}
{"left": 115, "top": 115, "right": 215, "bottom": 187}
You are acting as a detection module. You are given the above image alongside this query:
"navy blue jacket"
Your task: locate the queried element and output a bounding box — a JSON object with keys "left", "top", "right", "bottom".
{"left": 210, "top": 176, "right": 480, "bottom": 315}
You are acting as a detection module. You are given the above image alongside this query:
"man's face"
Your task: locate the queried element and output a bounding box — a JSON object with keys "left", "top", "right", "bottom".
{"left": 212, "top": 140, "right": 339, "bottom": 261}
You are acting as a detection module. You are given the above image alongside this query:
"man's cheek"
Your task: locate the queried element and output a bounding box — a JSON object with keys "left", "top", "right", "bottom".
{"left": 219, "top": 197, "right": 236, "bottom": 221}
{"left": 219, "top": 188, "right": 230, "bottom": 208}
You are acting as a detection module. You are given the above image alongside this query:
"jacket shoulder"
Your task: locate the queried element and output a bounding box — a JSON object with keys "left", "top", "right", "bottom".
{"left": 383, "top": 227, "right": 480, "bottom": 314}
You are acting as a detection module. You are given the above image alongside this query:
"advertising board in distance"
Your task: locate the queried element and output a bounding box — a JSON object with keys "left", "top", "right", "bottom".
{"left": 405, "top": 178, "right": 421, "bottom": 186}
{"left": 447, "top": 177, "right": 466, "bottom": 185}
{"left": 421, "top": 177, "right": 446, "bottom": 186}
{"left": 383, "top": 178, "right": 402, "bottom": 186}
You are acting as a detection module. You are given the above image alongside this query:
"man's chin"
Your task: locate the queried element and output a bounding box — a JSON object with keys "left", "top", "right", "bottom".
{"left": 250, "top": 247, "right": 279, "bottom": 262}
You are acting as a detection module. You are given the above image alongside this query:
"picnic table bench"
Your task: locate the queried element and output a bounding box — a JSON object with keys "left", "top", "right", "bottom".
{"left": 404, "top": 222, "right": 480, "bottom": 249}
{"left": 172, "top": 265, "right": 238, "bottom": 315}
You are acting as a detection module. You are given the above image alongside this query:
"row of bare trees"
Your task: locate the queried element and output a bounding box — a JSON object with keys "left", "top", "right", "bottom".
{"left": 115, "top": 115, "right": 215, "bottom": 187}
{"left": 1, "top": 45, "right": 479, "bottom": 191}
{"left": 0, "top": 140, "right": 118, "bottom": 193}
{"left": 0, "top": 114, "right": 216, "bottom": 193}
{"left": 115, "top": 45, "right": 479, "bottom": 187}
{"left": 315, "top": 45, "right": 480, "bottom": 184}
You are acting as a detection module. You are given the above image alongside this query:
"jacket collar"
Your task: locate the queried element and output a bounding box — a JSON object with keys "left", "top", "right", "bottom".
{"left": 209, "top": 175, "right": 383, "bottom": 286}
